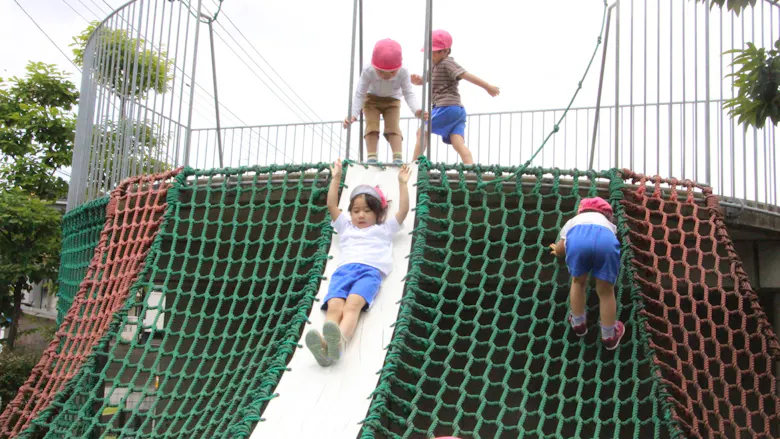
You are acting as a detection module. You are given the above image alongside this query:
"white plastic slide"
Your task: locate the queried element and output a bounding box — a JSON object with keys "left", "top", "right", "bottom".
{"left": 250, "top": 163, "right": 418, "bottom": 439}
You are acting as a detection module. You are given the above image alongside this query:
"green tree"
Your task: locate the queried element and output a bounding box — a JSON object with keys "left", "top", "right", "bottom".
{"left": 72, "top": 21, "right": 172, "bottom": 100}
{"left": 0, "top": 62, "right": 78, "bottom": 200}
{"left": 0, "top": 350, "right": 41, "bottom": 413}
{"left": 697, "top": 0, "right": 780, "bottom": 129}
{"left": 0, "top": 188, "right": 62, "bottom": 351}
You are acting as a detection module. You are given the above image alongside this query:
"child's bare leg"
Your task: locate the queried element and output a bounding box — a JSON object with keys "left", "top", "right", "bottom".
{"left": 365, "top": 133, "right": 380, "bottom": 162}
{"left": 449, "top": 134, "right": 474, "bottom": 165}
{"left": 325, "top": 298, "right": 345, "bottom": 324}
{"left": 387, "top": 134, "right": 403, "bottom": 163}
{"left": 339, "top": 294, "right": 367, "bottom": 340}
{"left": 569, "top": 274, "right": 588, "bottom": 317}
{"left": 595, "top": 278, "right": 617, "bottom": 328}
{"left": 413, "top": 127, "right": 426, "bottom": 160}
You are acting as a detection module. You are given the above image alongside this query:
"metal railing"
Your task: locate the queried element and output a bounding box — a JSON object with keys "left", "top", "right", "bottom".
{"left": 68, "top": 0, "right": 780, "bottom": 211}
{"left": 67, "top": 0, "right": 210, "bottom": 208}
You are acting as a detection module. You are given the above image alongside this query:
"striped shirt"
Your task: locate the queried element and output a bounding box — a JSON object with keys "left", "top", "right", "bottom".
{"left": 432, "top": 57, "right": 466, "bottom": 107}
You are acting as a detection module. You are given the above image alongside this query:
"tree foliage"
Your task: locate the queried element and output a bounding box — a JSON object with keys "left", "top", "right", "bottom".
{"left": 72, "top": 21, "right": 173, "bottom": 99}
{"left": 724, "top": 41, "right": 780, "bottom": 129}
{"left": 696, "top": 0, "right": 780, "bottom": 129}
{"left": 0, "top": 350, "right": 41, "bottom": 413}
{"left": 0, "top": 62, "right": 78, "bottom": 200}
{"left": 0, "top": 188, "right": 62, "bottom": 350}
{"left": 88, "top": 118, "right": 172, "bottom": 196}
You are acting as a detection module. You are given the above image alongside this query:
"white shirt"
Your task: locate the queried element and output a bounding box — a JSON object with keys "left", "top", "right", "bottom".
{"left": 351, "top": 65, "right": 422, "bottom": 118}
{"left": 332, "top": 213, "right": 403, "bottom": 276}
{"left": 559, "top": 212, "right": 617, "bottom": 240}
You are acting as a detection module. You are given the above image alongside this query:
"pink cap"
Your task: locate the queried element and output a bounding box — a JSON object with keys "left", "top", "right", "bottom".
{"left": 421, "top": 29, "right": 453, "bottom": 52}
{"left": 578, "top": 197, "right": 613, "bottom": 216}
{"left": 372, "top": 39, "right": 403, "bottom": 71}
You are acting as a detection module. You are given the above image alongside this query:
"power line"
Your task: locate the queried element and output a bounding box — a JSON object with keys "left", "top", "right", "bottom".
{"left": 216, "top": 7, "right": 326, "bottom": 123}
{"left": 75, "top": 0, "right": 102, "bottom": 20}
{"left": 12, "top": 0, "right": 81, "bottom": 73}
{"left": 61, "top": 0, "right": 90, "bottom": 24}
{"left": 209, "top": 27, "right": 343, "bottom": 155}
{"left": 85, "top": 0, "right": 110, "bottom": 16}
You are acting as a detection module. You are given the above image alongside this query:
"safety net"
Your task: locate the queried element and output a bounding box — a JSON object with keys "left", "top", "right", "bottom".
{"left": 0, "top": 170, "right": 180, "bottom": 438}
{"left": 359, "top": 162, "right": 672, "bottom": 439}
{"left": 55, "top": 196, "right": 110, "bottom": 325}
{"left": 620, "top": 171, "right": 780, "bottom": 439}
{"left": 4, "top": 164, "right": 334, "bottom": 439}
{"left": 3, "top": 162, "right": 778, "bottom": 439}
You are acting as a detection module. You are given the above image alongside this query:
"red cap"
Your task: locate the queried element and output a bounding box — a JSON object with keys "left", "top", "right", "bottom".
{"left": 578, "top": 197, "right": 613, "bottom": 216}
{"left": 372, "top": 39, "right": 403, "bottom": 71}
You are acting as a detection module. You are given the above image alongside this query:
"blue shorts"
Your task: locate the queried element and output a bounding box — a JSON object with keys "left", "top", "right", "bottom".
{"left": 565, "top": 225, "right": 621, "bottom": 284}
{"left": 427, "top": 106, "right": 467, "bottom": 144}
{"left": 321, "top": 263, "right": 382, "bottom": 311}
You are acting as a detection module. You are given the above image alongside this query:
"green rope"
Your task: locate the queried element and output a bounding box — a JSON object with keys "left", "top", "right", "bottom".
{"left": 359, "top": 161, "right": 671, "bottom": 439}
{"left": 55, "top": 196, "right": 110, "bottom": 325}
{"left": 19, "top": 164, "right": 336, "bottom": 439}
{"left": 477, "top": 0, "right": 610, "bottom": 190}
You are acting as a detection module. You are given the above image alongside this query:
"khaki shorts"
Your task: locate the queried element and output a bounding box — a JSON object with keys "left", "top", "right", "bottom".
{"left": 363, "top": 94, "right": 402, "bottom": 140}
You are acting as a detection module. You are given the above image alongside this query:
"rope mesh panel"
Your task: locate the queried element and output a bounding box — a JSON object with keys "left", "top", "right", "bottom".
{"left": 0, "top": 170, "right": 180, "bottom": 438}
{"left": 17, "top": 164, "right": 333, "bottom": 439}
{"left": 56, "top": 196, "right": 110, "bottom": 325}
{"left": 620, "top": 171, "right": 780, "bottom": 439}
{"left": 360, "top": 161, "right": 670, "bottom": 439}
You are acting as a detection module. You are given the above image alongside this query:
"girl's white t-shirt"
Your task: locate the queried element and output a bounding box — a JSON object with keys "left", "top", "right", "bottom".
{"left": 332, "top": 214, "right": 403, "bottom": 276}
{"left": 558, "top": 212, "right": 617, "bottom": 240}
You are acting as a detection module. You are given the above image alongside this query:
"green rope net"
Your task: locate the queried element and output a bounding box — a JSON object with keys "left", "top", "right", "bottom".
{"left": 14, "top": 164, "right": 334, "bottom": 439}
{"left": 55, "top": 196, "right": 110, "bottom": 325}
{"left": 359, "top": 161, "right": 672, "bottom": 439}
{"left": 5, "top": 162, "right": 779, "bottom": 439}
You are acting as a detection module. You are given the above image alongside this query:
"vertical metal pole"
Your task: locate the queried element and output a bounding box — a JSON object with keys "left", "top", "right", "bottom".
{"left": 423, "top": 0, "right": 434, "bottom": 161}
{"left": 590, "top": 4, "right": 615, "bottom": 170}
{"left": 184, "top": 0, "right": 204, "bottom": 167}
{"left": 68, "top": 36, "right": 98, "bottom": 211}
{"left": 358, "top": 0, "right": 364, "bottom": 162}
{"left": 704, "top": 0, "right": 712, "bottom": 185}
{"left": 614, "top": 0, "right": 620, "bottom": 168}
{"left": 207, "top": 21, "right": 224, "bottom": 168}
{"left": 669, "top": 0, "right": 674, "bottom": 178}
{"left": 345, "top": 0, "right": 359, "bottom": 161}
{"left": 630, "top": 0, "right": 634, "bottom": 171}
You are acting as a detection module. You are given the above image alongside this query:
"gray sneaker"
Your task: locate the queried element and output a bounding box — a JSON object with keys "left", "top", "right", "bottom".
{"left": 322, "top": 321, "right": 344, "bottom": 362}
{"left": 305, "top": 328, "right": 332, "bottom": 367}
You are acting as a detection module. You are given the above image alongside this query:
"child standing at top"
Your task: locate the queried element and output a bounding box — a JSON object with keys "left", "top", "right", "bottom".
{"left": 549, "top": 197, "right": 625, "bottom": 350}
{"left": 411, "top": 29, "right": 500, "bottom": 165}
{"left": 345, "top": 39, "right": 423, "bottom": 165}
{"left": 306, "top": 159, "right": 411, "bottom": 366}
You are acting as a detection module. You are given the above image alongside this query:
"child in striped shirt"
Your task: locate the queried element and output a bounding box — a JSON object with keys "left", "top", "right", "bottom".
{"left": 411, "top": 29, "right": 500, "bottom": 165}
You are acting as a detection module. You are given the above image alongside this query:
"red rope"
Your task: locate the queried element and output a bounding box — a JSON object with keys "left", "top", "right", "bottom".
{"left": 0, "top": 169, "right": 180, "bottom": 437}
{"left": 620, "top": 170, "right": 780, "bottom": 438}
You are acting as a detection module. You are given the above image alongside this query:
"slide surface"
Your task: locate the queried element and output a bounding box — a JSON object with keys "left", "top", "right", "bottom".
{"left": 250, "top": 163, "right": 418, "bottom": 439}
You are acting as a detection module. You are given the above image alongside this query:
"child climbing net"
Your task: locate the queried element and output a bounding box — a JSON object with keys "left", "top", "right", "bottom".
{"left": 305, "top": 159, "right": 411, "bottom": 366}
{"left": 549, "top": 197, "right": 625, "bottom": 350}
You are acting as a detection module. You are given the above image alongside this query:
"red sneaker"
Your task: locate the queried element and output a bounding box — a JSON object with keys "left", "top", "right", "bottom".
{"left": 568, "top": 314, "right": 588, "bottom": 337}
{"left": 602, "top": 321, "right": 625, "bottom": 351}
